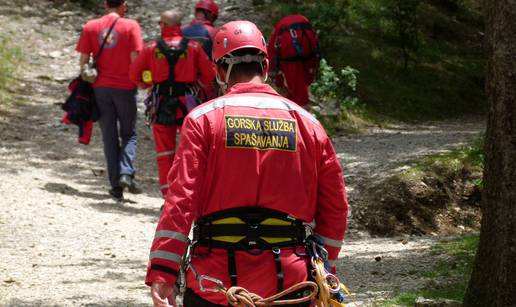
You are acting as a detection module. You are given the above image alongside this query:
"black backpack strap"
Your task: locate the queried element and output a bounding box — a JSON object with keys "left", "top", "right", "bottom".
{"left": 156, "top": 37, "right": 190, "bottom": 85}
{"left": 92, "top": 18, "right": 119, "bottom": 67}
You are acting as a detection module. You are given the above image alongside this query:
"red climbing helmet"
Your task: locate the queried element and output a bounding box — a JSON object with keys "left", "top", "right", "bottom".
{"left": 195, "top": 0, "right": 219, "bottom": 20}
{"left": 212, "top": 20, "right": 268, "bottom": 63}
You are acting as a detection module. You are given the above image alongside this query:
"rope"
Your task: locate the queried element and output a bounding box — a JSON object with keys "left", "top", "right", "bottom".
{"left": 224, "top": 281, "right": 318, "bottom": 306}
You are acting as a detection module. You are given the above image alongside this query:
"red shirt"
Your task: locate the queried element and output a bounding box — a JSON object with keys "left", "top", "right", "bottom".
{"left": 145, "top": 83, "right": 348, "bottom": 305}
{"left": 129, "top": 26, "right": 214, "bottom": 89}
{"left": 76, "top": 13, "right": 143, "bottom": 89}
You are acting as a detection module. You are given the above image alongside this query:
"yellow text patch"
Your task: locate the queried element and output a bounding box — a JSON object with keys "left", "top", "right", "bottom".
{"left": 225, "top": 115, "right": 297, "bottom": 152}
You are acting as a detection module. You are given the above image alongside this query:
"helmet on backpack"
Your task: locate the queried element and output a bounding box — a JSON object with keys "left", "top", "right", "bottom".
{"left": 195, "top": 0, "right": 219, "bottom": 20}
{"left": 212, "top": 21, "right": 269, "bottom": 90}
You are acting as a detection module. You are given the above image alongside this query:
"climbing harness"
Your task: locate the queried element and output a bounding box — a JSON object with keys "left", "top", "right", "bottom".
{"left": 175, "top": 208, "right": 354, "bottom": 306}
{"left": 144, "top": 37, "right": 196, "bottom": 126}
{"left": 192, "top": 207, "right": 307, "bottom": 292}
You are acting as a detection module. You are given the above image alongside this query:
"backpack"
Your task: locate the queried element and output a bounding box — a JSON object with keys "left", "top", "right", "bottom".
{"left": 274, "top": 19, "right": 320, "bottom": 64}
{"left": 182, "top": 23, "right": 213, "bottom": 59}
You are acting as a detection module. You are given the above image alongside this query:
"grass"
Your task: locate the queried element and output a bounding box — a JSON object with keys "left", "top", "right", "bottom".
{"left": 254, "top": 0, "right": 485, "bottom": 122}
{"left": 0, "top": 33, "right": 22, "bottom": 105}
{"left": 380, "top": 234, "right": 479, "bottom": 306}
{"left": 399, "top": 136, "right": 484, "bottom": 183}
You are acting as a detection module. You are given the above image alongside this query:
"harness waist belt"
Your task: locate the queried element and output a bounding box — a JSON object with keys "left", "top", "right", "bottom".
{"left": 155, "top": 81, "right": 192, "bottom": 97}
{"left": 193, "top": 207, "right": 306, "bottom": 251}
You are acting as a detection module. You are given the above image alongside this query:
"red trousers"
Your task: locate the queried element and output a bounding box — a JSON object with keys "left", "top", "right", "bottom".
{"left": 276, "top": 62, "right": 316, "bottom": 107}
{"left": 152, "top": 123, "right": 179, "bottom": 196}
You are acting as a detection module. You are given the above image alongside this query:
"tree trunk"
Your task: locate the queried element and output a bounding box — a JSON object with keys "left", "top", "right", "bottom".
{"left": 463, "top": 1, "right": 516, "bottom": 306}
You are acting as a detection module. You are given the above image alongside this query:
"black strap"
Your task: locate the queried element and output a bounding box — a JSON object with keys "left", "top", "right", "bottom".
{"left": 274, "top": 21, "right": 321, "bottom": 65}
{"left": 272, "top": 248, "right": 284, "bottom": 292}
{"left": 92, "top": 17, "right": 119, "bottom": 67}
{"left": 278, "top": 22, "right": 313, "bottom": 35}
{"left": 227, "top": 249, "right": 238, "bottom": 287}
{"left": 150, "top": 263, "right": 179, "bottom": 277}
{"left": 156, "top": 37, "right": 189, "bottom": 85}
{"left": 198, "top": 224, "right": 304, "bottom": 239}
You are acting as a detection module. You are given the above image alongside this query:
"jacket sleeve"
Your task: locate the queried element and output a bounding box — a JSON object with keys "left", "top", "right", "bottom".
{"left": 145, "top": 115, "right": 208, "bottom": 286}
{"left": 195, "top": 47, "right": 216, "bottom": 87}
{"left": 129, "top": 47, "right": 149, "bottom": 88}
{"left": 314, "top": 134, "right": 348, "bottom": 271}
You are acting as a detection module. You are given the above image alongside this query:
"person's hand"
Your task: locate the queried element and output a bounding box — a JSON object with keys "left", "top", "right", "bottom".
{"left": 151, "top": 282, "right": 177, "bottom": 307}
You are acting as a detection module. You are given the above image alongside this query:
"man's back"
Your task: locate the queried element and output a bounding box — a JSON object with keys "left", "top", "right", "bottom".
{"left": 182, "top": 20, "right": 215, "bottom": 59}
{"left": 76, "top": 14, "right": 142, "bottom": 89}
{"left": 162, "top": 82, "right": 347, "bottom": 304}
{"left": 129, "top": 29, "right": 213, "bottom": 87}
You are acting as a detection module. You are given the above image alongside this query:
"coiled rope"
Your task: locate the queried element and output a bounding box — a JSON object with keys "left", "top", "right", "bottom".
{"left": 224, "top": 281, "right": 318, "bottom": 306}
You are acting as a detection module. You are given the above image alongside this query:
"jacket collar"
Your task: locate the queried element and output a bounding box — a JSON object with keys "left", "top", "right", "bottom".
{"left": 161, "top": 26, "right": 182, "bottom": 38}
{"left": 191, "top": 17, "right": 213, "bottom": 27}
{"left": 227, "top": 82, "right": 281, "bottom": 96}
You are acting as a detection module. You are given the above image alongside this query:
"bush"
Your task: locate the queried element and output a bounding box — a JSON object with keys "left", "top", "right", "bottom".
{"left": 309, "top": 59, "right": 366, "bottom": 134}
{"left": 0, "top": 34, "right": 22, "bottom": 103}
{"left": 311, "top": 59, "right": 360, "bottom": 110}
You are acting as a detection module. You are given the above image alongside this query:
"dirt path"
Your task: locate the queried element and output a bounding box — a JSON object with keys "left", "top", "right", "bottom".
{"left": 0, "top": 1, "right": 484, "bottom": 306}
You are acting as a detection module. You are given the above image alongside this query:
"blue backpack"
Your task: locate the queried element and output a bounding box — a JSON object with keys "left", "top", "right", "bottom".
{"left": 182, "top": 23, "right": 213, "bottom": 59}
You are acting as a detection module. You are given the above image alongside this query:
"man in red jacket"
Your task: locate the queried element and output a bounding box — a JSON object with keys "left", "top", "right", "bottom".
{"left": 146, "top": 21, "right": 348, "bottom": 307}
{"left": 130, "top": 9, "right": 214, "bottom": 197}
{"left": 182, "top": 0, "right": 219, "bottom": 101}
{"left": 182, "top": 0, "right": 219, "bottom": 58}
{"left": 268, "top": 15, "right": 321, "bottom": 107}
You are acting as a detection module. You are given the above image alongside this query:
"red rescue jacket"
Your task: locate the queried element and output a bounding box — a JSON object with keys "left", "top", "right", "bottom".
{"left": 129, "top": 26, "right": 214, "bottom": 89}
{"left": 145, "top": 83, "right": 348, "bottom": 305}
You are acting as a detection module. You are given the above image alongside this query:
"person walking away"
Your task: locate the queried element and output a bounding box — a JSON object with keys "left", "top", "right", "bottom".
{"left": 267, "top": 15, "right": 321, "bottom": 107}
{"left": 129, "top": 9, "right": 215, "bottom": 197}
{"left": 182, "top": 0, "right": 218, "bottom": 58}
{"left": 75, "top": 0, "right": 143, "bottom": 200}
{"left": 182, "top": 0, "right": 219, "bottom": 101}
{"left": 146, "top": 20, "right": 348, "bottom": 307}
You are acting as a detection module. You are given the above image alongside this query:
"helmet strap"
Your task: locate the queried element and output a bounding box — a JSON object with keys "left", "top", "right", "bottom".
{"left": 216, "top": 53, "right": 267, "bottom": 92}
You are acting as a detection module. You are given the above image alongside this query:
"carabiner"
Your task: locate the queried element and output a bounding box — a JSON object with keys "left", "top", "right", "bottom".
{"left": 324, "top": 273, "right": 341, "bottom": 294}
{"left": 198, "top": 274, "right": 225, "bottom": 293}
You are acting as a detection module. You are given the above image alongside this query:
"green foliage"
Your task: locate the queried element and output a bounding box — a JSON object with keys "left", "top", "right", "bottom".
{"left": 0, "top": 33, "right": 22, "bottom": 104}
{"left": 308, "top": 59, "right": 367, "bottom": 135}
{"left": 381, "top": 0, "right": 422, "bottom": 70}
{"left": 310, "top": 59, "right": 360, "bottom": 109}
{"left": 255, "top": 0, "right": 485, "bottom": 121}
{"left": 417, "top": 135, "right": 485, "bottom": 172}
{"left": 380, "top": 235, "right": 479, "bottom": 306}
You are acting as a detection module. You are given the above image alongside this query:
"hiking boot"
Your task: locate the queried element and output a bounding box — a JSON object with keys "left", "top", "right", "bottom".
{"left": 119, "top": 174, "right": 142, "bottom": 194}
{"left": 109, "top": 187, "right": 124, "bottom": 200}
